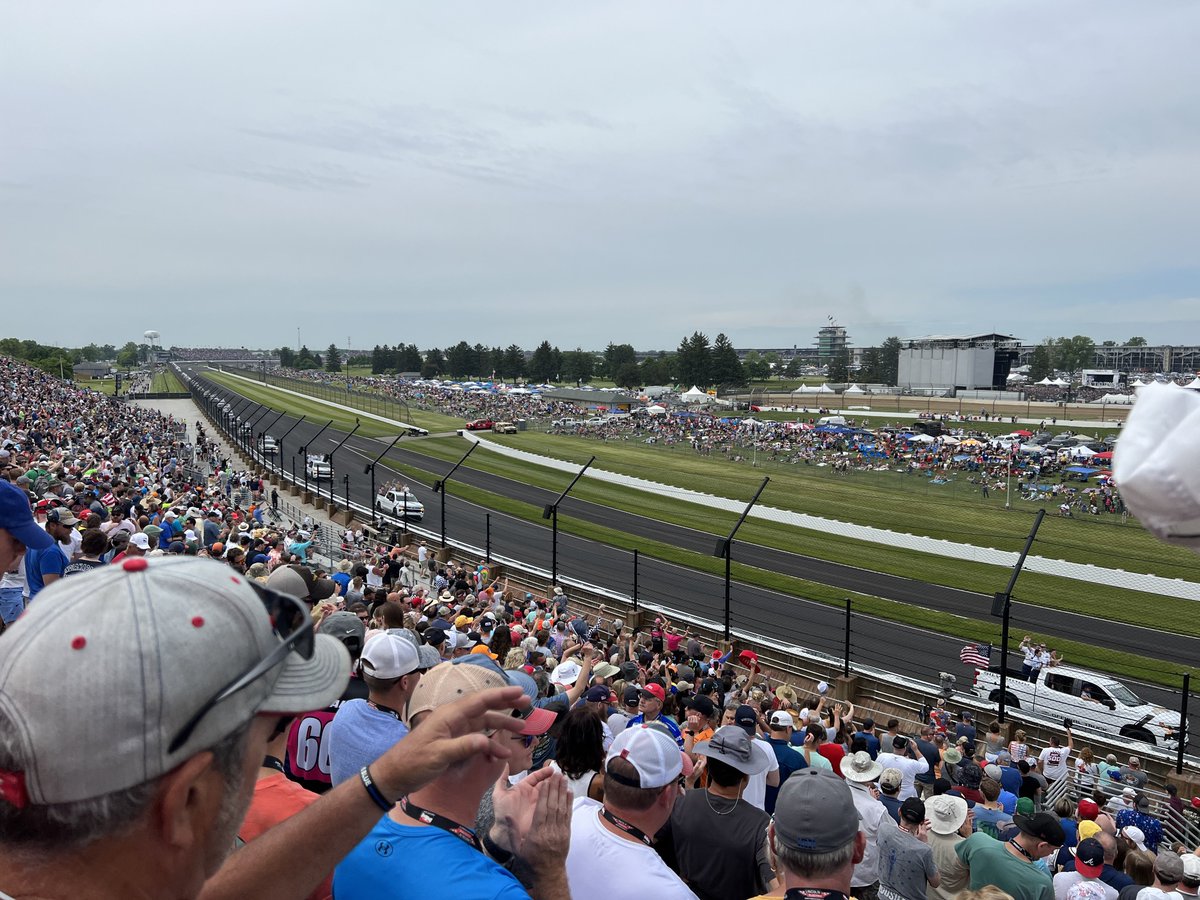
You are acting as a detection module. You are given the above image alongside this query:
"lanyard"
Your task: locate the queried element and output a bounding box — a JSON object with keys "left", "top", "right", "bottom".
{"left": 368, "top": 700, "right": 404, "bottom": 721}
{"left": 600, "top": 808, "right": 653, "bottom": 847}
{"left": 785, "top": 891, "right": 849, "bottom": 900}
{"left": 397, "top": 796, "right": 481, "bottom": 850}
{"left": 1009, "top": 838, "right": 1036, "bottom": 862}
{"left": 262, "top": 755, "right": 286, "bottom": 774}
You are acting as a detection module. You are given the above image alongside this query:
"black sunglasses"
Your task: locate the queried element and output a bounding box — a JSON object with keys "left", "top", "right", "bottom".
{"left": 168, "top": 582, "right": 314, "bottom": 753}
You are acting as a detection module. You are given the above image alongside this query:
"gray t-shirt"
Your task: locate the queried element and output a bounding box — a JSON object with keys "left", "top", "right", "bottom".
{"left": 876, "top": 823, "right": 937, "bottom": 900}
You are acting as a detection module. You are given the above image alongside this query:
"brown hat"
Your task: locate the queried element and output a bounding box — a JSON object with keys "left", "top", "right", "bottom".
{"left": 405, "top": 659, "right": 506, "bottom": 724}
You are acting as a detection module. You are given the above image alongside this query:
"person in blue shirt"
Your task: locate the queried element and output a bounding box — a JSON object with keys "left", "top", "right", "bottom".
{"left": 25, "top": 509, "right": 74, "bottom": 601}
{"left": 853, "top": 717, "right": 882, "bottom": 759}
{"left": 626, "top": 682, "right": 684, "bottom": 748}
{"left": 331, "top": 559, "right": 353, "bottom": 597}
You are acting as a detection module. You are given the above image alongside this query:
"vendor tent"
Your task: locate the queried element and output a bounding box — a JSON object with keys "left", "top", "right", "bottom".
{"left": 645, "top": 404, "right": 667, "bottom": 415}
{"left": 1182, "top": 377, "right": 1200, "bottom": 390}
{"left": 1036, "top": 377, "right": 1055, "bottom": 385}
{"left": 844, "top": 384, "right": 866, "bottom": 394}
{"left": 680, "top": 385, "right": 708, "bottom": 403}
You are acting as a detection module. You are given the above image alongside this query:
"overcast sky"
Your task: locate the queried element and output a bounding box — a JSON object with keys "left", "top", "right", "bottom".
{"left": 3, "top": 1, "right": 1198, "bottom": 353}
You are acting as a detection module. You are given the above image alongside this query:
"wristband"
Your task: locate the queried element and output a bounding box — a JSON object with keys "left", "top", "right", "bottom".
{"left": 360, "top": 765, "right": 395, "bottom": 812}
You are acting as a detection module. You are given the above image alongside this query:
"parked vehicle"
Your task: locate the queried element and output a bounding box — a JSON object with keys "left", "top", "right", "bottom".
{"left": 375, "top": 486, "right": 424, "bottom": 520}
{"left": 492, "top": 421, "right": 517, "bottom": 434}
{"left": 305, "top": 454, "right": 333, "bottom": 480}
{"left": 971, "top": 663, "right": 1183, "bottom": 749}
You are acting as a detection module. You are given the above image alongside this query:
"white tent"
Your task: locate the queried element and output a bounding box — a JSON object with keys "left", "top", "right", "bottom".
{"left": 940, "top": 436, "right": 960, "bottom": 445}
{"left": 1036, "top": 377, "right": 1055, "bottom": 385}
{"left": 844, "top": 384, "right": 866, "bottom": 394}
{"left": 1051, "top": 377, "right": 1070, "bottom": 386}
{"left": 1069, "top": 446, "right": 1097, "bottom": 458}
{"left": 1093, "top": 393, "right": 1134, "bottom": 404}
{"left": 909, "top": 433, "right": 936, "bottom": 443}
{"left": 817, "top": 383, "right": 835, "bottom": 393}
{"left": 1181, "top": 377, "right": 1200, "bottom": 390}
{"left": 680, "top": 385, "right": 708, "bottom": 403}
{"left": 645, "top": 404, "right": 667, "bottom": 415}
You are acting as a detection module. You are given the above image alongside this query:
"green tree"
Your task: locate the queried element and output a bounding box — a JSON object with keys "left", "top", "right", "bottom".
{"left": 79, "top": 343, "right": 103, "bottom": 362}
{"left": 743, "top": 351, "right": 771, "bottom": 381}
{"left": 710, "top": 333, "right": 746, "bottom": 386}
{"left": 1126, "top": 336, "right": 1147, "bottom": 346}
{"left": 675, "top": 332, "right": 712, "bottom": 387}
{"left": 858, "top": 347, "right": 883, "bottom": 384}
{"left": 422, "top": 348, "right": 445, "bottom": 378}
{"left": 325, "top": 343, "right": 342, "bottom": 372}
{"left": 613, "top": 362, "right": 641, "bottom": 390}
{"left": 399, "top": 344, "right": 423, "bottom": 373}
{"left": 527, "top": 341, "right": 558, "bottom": 382}
{"left": 278, "top": 346, "right": 297, "bottom": 368}
{"left": 445, "top": 341, "right": 474, "bottom": 378}
{"left": 601, "top": 343, "right": 637, "bottom": 379}
{"left": 501, "top": 344, "right": 526, "bottom": 380}
{"left": 827, "top": 348, "right": 850, "bottom": 384}
{"left": 1029, "top": 340, "right": 1055, "bottom": 382}
{"left": 561, "top": 349, "right": 595, "bottom": 384}
{"left": 370, "top": 345, "right": 388, "bottom": 374}
{"left": 878, "top": 337, "right": 902, "bottom": 386}
{"left": 116, "top": 341, "right": 139, "bottom": 368}
{"left": 1054, "top": 335, "right": 1095, "bottom": 374}
{"left": 640, "top": 355, "right": 672, "bottom": 385}
{"left": 783, "top": 356, "right": 803, "bottom": 378}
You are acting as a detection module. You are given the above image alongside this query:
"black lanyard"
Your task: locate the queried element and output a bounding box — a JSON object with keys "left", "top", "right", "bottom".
{"left": 1009, "top": 838, "right": 1036, "bottom": 862}
{"left": 785, "top": 891, "right": 849, "bottom": 900}
{"left": 368, "top": 700, "right": 404, "bottom": 721}
{"left": 397, "top": 796, "right": 481, "bottom": 850}
{"left": 600, "top": 808, "right": 653, "bottom": 847}
{"left": 262, "top": 755, "right": 286, "bottom": 774}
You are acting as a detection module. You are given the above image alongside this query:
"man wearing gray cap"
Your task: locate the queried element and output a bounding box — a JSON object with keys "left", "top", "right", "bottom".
{"left": 0, "top": 556, "right": 534, "bottom": 900}
{"left": 753, "top": 768, "right": 865, "bottom": 899}
{"left": 667, "top": 725, "right": 775, "bottom": 900}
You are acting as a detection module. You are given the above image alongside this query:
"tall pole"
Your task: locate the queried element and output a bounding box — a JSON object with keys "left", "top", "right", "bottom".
{"left": 843, "top": 597, "right": 852, "bottom": 677}
{"left": 322, "top": 422, "right": 361, "bottom": 507}
{"left": 993, "top": 508, "right": 1046, "bottom": 724}
{"left": 275, "top": 414, "right": 307, "bottom": 482}
{"left": 343, "top": 473, "right": 350, "bottom": 520}
{"left": 542, "top": 456, "right": 596, "bottom": 586}
{"left": 632, "top": 549, "right": 639, "bottom": 612}
{"left": 486, "top": 513, "right": 491, "bottom": 561}
{"left": 434, "top": 442, "right": 479, "bottom": 549}
{"left": 713, "top": 476, "right": 770, "bottom": 641}
{"left": 363, "top": 431, "right": 405, "bottom": 528}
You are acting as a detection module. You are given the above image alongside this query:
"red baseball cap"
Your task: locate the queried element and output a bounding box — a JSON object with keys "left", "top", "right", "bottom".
{"left": 1077, "top": 798, "right": 1100, "bottom": 820}
{"left": 638, "top": 683, "right": 666, "bottom": 702}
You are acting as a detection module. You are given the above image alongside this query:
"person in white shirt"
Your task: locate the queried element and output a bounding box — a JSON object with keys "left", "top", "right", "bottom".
{"left": 731, "top": 704, "right": 780, "bottom": 810}
{"left": 565, "top": 725, "right": 699, "bottom": 900}
{"left": 842, "top": 750, "right": 893, "bottom": 897}
{"left": 875, "top": 734, "right": 930, "bottom": 801}
{"left": 1038, "top": 726, "right": 1074, "bottom": 784}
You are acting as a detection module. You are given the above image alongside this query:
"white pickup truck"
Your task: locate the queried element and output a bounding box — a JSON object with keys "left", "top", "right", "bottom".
{"left": 258, "top": 435, "right": 278, "bottom": 455}
{"left": 971, "top": 663, "right": 1184, "bottom": 749}
{"left": 305, "top": 454, "right": 333, "bottom": 480}
{"left": 375, "top": 487, "right": 424, "bottom": 520}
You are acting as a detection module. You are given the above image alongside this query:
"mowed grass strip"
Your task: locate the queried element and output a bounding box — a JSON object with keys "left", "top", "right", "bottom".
{"left": 384, "top": 436, "right": 1200, "bottom": 639}
{"left": 151, "top": 369, "right": 186, "bottom": 393}
{"left": 487, "top": 432, "right": 1199, "bottom": 583}
{"left": 380, "top": 454, "right": 1198, "bottom": 689}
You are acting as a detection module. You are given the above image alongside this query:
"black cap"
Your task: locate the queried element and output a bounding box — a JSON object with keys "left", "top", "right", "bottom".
{"left": 424, "top": 628, "right": 447, "bottom": 647}
{"left": 623, "top": 685, "right": 641, "bottom": 708}
{"left": 892, "top": 735, "right": 908, "bottom": 749}
{"left": 1014, "top": 812, "right": 1066, "bottom": 847}
{"left": 687, "top": 695, "right": 715, "bottom": 719}
{"left": 700, "top": 678, "right": 719, "bottom": 695}
{"left": 734, "top": 704, "right": 758, "bottom": 734}
{"left": 900, "top": 797, "right": 926, "bottom": 824}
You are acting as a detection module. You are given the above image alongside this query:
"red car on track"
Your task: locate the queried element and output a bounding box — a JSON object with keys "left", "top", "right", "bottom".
{"left": 465, "top": 418, "right": 495, "bottom": 431}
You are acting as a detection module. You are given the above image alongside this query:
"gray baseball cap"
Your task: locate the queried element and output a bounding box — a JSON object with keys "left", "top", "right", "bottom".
{"left": 774, "top": 769, "right": 861, "bottom": 853}
{"left": 694, "top": 725, "right": 769, "bottom": 776}
{"left": 0, "top": 556, "right": 349, "bottom": 805}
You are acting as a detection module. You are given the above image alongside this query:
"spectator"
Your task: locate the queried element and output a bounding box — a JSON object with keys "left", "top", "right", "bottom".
{"left": 0, "top": 556, "right": 536, "bottom": 900}
{"left": 549, "top": 705, "right": 607, "bottom": 801}
{"left": 25, "top": 506, "right": 74, "bottom": 599}
{"left": 1118, "top": 850, "right": 1157, "bottom": 900}
{"left": 877, "top": 734, "right": 931, "bottom": 801}
{"left": 1119, "top": 757, "right": 1149, "bottom": 790}
{"left": 841, "top": 750, "right": 890, "bottom": 900}
{"left": 973, "top": 777, "right": 1016, "bottom": 837}
{"left": 927, "top": 794, "right": 973, "bottom": 900}
{"left": 957, "top": 810, "right": 1064, "bottom": 900}
{"left": 1039, "top": 727, "right": 1074, "bottom": 786}
{"left": 752, "top": 769, "right": 866, "bottom": 899}
{"left": 876, "top": 797, "right": 940, "bottom": 900}
{"left": 1010, "top": 729, "right": 1031, "bottom": 763}
{"left": 1062, "top": 831, "right": 1136, "bottom": 893}
{"left": 855, "top": 717, "right": 883, "bottom": 759}
{"left": 0, "top": 478, "right": 54, "bottom": 572}
{"left": 914, "top": 724, "right": 942, "bottom": 798}
{"left": 1131, "top": 851, "right": 1185, "bottom": 900}
{"left": 63, "top": 527, "right": 108, "bottom": 576}
{"left": 564, "top": 724, "right": 699, "bottom": 900}
{"left": 668, "top": 725, "right": 775, "bottom": 900}
{"left": 762, "top": 710, "right": 807, "bottom": 814}
{"left": 1176, "top": 854, "right": 1200, "bottom": 899}
{"left": 879, "top": 767, "right": 906, "bottom": 823}
{"left": 326, "top": 632, "right": 424, "bottom": 786}
{"left": 1056, "top": 837, "right": 1119, "bottom": 900}
{"left": 986, "top": 763, "right": 1019, "bottom": 814}
{"left": 627, "top": 682, "right": 684, "bottom": 748}
{"left": 955, "top": 711, "right": 978, "bottom": 756}
{"left": 681, "top": 694, "right": 717, "bottom": 758}
{"left": 333, "top": 656, "right": 569, "bottom": 899}
{"left": 731, "top": 704, "right": 781, "bottom": 811}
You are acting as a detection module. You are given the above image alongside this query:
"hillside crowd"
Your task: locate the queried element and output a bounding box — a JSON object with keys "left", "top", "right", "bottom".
{"left": 0, "top": 352, "right": 1194, "bottom": 900}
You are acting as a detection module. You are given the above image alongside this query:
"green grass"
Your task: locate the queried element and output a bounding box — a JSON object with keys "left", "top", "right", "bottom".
{"left": 150, "top": 370, "right": 186, "bottom": 393}
{"left": 380, "top": 453, "right": 1198, "bottom": 688}
{"left": 385, "top": 436, "right": 1200, "bottom": 639}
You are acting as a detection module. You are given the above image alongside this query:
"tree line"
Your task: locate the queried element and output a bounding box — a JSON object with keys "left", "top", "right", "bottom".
{"left": 1026, "top": 335, "right": 1147, "bottom": 382}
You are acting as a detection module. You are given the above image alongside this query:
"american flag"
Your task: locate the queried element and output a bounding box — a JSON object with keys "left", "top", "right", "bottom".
{"left": 960, "top": 643, "right": 992, "bottom": 667}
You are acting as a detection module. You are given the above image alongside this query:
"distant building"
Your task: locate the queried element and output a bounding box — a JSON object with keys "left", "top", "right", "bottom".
{"left": 1080, "top": 369, "right": 1123, "bottom": 388}
{"left": 897, "top": 333, "right": 1020, "bottom": 392}
{"left": 72, "top": 361, "right": 114, "bottom": 380}
{"left": 816, "top": 324, "right": 850, "bottom": 364}
{"left": 541, "top": 387, "right": 636, "bottom": 412}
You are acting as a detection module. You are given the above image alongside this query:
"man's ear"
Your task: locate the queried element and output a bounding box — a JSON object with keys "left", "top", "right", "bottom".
{"left": 155, "top": 751, "right": 220, "bottom": 850}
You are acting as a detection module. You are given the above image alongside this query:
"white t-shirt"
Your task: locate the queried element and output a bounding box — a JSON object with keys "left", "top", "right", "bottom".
{"left": 743, "top": 737, "right": 781, "bottom": 810}
{"left": 875, "top": 751, "right": 930, "bottom": 800}
{"left": 1039, "top": 746, "right": 1070, "bottom": 781}
{"left": 565, "top": 798, "right": 699, "bottom": 900}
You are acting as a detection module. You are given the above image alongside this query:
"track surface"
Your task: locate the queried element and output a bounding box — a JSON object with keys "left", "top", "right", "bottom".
{"left": 189, "top": 369, "right": 1198, "bottom": 728}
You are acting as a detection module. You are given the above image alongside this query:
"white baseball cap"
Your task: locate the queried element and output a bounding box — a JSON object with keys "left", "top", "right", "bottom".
{"left": 769, "top": 710, "right": 796, "bottom": 729}
{"left": 360, "top": 633, "right": 420, "bottom": 679}
{"left": 606, "top": 724, "right": 684, "bottom": 790}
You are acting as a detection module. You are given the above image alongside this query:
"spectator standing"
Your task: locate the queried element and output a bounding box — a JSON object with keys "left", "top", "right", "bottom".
{"left": 855, "top": 717, "right": 883, "bottom": 759}
{"left": 1127, "top": 851, "right": 1184, "bottom": 900}
{"left": 1054, "top": 837, "right": 1118, "bottom": 900}
{"left": 1119, "top": 757, "right": 1149, "bottom": 790}
{"left": 876, "top": 797, "right": 940, "bottom": 900}
{"left": 955, "top": 712, "right": 978, "bottom": 757}
{"left": 762, "top": 710, "right": 807, "bottom": 814}
{"left": 956, "top": 810, "right": 1064, "bottom": 900}
{"left": 879, "top": 768, "right": 906, "bottom": 823}
{"left": 0, "top": 479, "right": 54, "bottom": 629}
{"left": 731, "top": 704, "right": 781, "bottom": 811}
{"left": 326, "top": 632, "right": 423, "bottom": 786}
{"left": 926, "top": 794, "right": 973, "bottom": 900}
{"left": 877, "top": 735, "right": 931, "bottom": 801}
{"left": 841, "top": 750, "right": 891, "bottom": 900}
{"left": 24, "top": 507, "right": 73, "bottom": 599}
{"left": 564, "top": 724, "right": 699, "bottom": 900}
{"left": 668, "top": 726, "right": 775, "bottom": 900}
{"left": 914, "top": 725, "right": 942, "bottom": 798}
{"left": 1039, "top": 728, "right": 1074, "bottom": 786}
{"left": 628, "top": 682, "right": 684, "bottom": 748}
{"left": 1115, "top": 795, "right": 1164, "bottom": 854}
{"left": 749, "top": 768, "right": 866, "bottom": 900}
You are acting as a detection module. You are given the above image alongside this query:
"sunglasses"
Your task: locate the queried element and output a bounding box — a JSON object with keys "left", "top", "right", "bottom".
{"left": 168, "top": 582, "right": 313, "bottom": 753}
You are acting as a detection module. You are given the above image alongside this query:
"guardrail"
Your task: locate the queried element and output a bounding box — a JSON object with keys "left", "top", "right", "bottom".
{"left": 190, "top": 373, "right": 1200, "bottom": 790}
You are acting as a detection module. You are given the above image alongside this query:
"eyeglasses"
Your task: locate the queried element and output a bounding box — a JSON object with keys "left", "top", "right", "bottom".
{"left": 168, "top": 582, "right": 313, "bottom": 753}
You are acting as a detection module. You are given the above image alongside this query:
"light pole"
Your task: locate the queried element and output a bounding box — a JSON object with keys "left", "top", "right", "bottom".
{"left": 323, "top": 422, "right": 361, "bottom": 508}
{"left": 712, "top": 476, "right": 770, "bottom": 641}
{"left": 542, "top": 456, "right": 596, "bottom": 586}
{"left": 299, "top": 419, "right": 333, "bottom": 499}
{"left": 256, "top": 409, "right": 287, "bottom": 454}
{"left": 991, "top": 508, "right": 1045, "bottom": 724}
{"left": 364, "top": 432, "right": 406, "bottom": 527}
{"left": 276, "top": 415, "right": 307, "bottom": 485}
{"left": 434, "top": 442, "right": 479, "bottom": 549}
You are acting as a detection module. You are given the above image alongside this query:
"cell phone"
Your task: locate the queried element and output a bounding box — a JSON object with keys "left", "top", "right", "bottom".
{"left": 1062, "top": 718, "right": 1073, "bottom": 730}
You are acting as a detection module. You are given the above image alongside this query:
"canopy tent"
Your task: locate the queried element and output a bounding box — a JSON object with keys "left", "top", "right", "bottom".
{"left": 1182, "top": 377, "right": 1200, "bottom": 390}
{"left": 1093, "top": 393, "right": 1134, "bottom": 404}
{"left": 1013, "top": 429, "right": 1033, "bottom": 437}
{"left": 1068, "top": 446, "right": 1097, "bottom": 458}
{"left": 908, "top": 433, "right": 936, "bottom": 443}
{"left": 1036, "top": 377, "right": 1055, "bottom": 385}
{"left": 1051, "top": 377, "right": 1070, "bottom": 386}
{"left": 844, "top": 384, "right": 866, "bottom": 394}
{"left": 940, "top": 436, "right": 961, "bottom": 445}
{"left": 959, "top": 438, "right": 984, "bottom": 447}
{"left": 1092, "top": 451, "right": 1113, "bottom": 461}
{"left": 644, "top": 404, "right": 667, "bottom": 415}
{"left": 1064, "top": 465, "right": 1099, "bottom": 476}
{"left": 680, "top": 385, "right": 708, "bottom": 403}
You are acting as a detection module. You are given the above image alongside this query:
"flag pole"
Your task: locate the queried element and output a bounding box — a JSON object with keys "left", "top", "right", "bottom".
{"left": 992, "top": 509, "right": 1046, "bottom": 725}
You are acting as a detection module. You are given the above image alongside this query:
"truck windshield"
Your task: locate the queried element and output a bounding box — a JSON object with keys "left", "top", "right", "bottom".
{"left": 1104, "top": 683, "right": 1143, "bottom": 706}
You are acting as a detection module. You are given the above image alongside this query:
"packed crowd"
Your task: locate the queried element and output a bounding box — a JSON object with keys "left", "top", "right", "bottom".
{"left": 2, "top": 351, "right": 1196, "bottom": 900}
